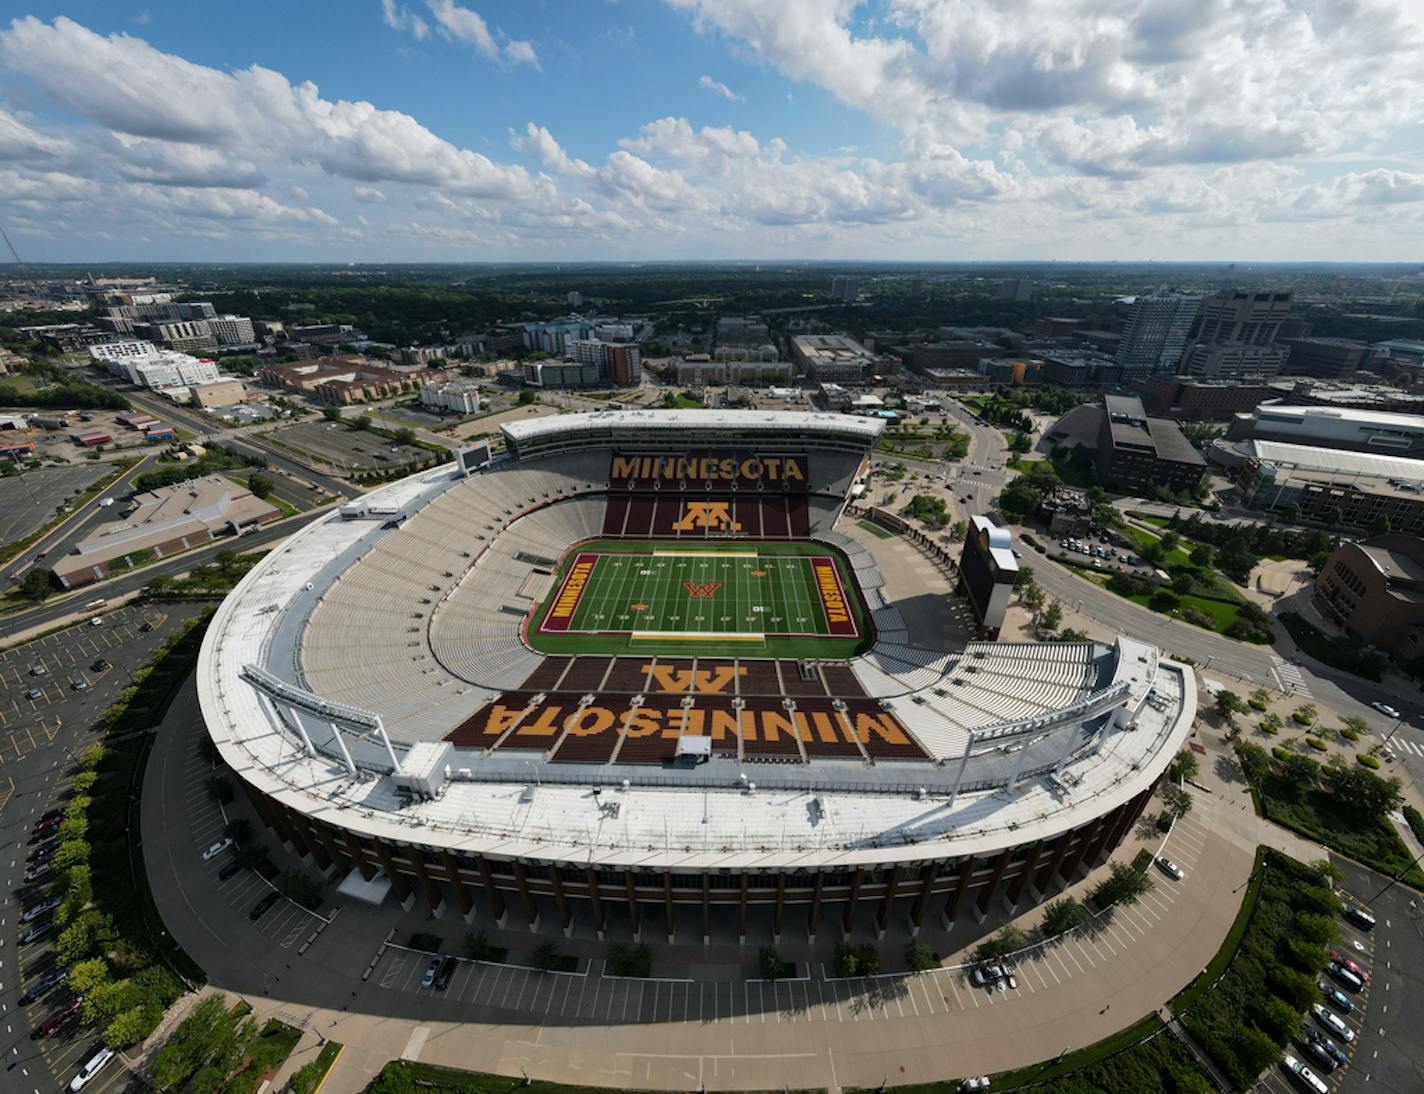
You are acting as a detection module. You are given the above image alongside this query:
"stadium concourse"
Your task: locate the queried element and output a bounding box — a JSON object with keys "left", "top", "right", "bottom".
{"left": 198, "top": 410, "right": 1195, "bottom": 940}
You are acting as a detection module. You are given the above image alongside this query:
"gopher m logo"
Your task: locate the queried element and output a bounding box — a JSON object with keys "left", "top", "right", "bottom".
{"left": 671, "top": 500, "right": 742, "bottom": 532}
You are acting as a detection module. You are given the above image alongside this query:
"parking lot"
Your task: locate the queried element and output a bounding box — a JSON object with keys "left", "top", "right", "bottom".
{"left": 266, "top": 420, "right": 429, "bottom": 473}
{"left": 1056, "top": 533, "right": 1153, "bottom": 575}
{"left": 0, "top": 462, "right": 118, "bottom": 547}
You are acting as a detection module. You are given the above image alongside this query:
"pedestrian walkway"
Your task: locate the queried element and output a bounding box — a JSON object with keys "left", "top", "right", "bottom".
{"left": 1270, "top": 656, "right": 1312, "bottom": 699}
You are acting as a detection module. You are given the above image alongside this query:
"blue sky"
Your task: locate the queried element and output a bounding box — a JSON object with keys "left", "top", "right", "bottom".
{"left": 1, "top": 1, "right": 1422, "bottom": 262}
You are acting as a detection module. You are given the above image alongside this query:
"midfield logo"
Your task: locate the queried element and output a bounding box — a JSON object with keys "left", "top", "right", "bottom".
{"left": 671, "top": 500, "right": 742, "bottom": 532}
{"left": 683, "top": 581, "right": 722, "bottom": 598}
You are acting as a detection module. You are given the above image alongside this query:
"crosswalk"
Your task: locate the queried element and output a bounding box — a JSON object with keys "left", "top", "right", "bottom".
{"left": 1271, "top": 656, "right": 1312, "bottom": 698}
{"left": 1385, "top": 733, "right": 1424, "bottom": 758}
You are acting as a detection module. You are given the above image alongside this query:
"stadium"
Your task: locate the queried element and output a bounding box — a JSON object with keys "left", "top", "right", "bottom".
{"left": 197, "top": 410, "right": 1195, "bottom": 940}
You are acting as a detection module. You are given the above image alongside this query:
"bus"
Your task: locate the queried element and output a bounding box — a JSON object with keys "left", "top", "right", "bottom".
{"left": 83, "top": 598, "right": 107, "bottom": 612}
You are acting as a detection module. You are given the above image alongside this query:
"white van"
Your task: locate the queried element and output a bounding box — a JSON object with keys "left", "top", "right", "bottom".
{"left": 70, "top": 1047, "right": 114, "bottom": 1091}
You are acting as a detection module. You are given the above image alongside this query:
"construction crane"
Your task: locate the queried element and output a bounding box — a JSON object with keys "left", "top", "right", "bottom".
{"left": 0, "top": 224, "right": 40, "bottom": 295}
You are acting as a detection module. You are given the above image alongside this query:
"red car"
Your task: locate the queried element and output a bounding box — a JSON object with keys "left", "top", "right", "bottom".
{"left": 1328, "top": 949, "right": 1370, "bottom": 982}
{"left": 31, "top": 995, "right": 82, "bottom": 1039}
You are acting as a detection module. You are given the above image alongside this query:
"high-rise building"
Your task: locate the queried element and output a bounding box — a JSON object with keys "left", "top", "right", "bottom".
{"left": 209, "top": 315, "right": 256, "bottom": 345}
{"left": 1179, "top": 291, "right": 1293, "bottom": 379}
{"left": 998, "top": 278, "right": 1034, "bottom": 302}
{"left": 1279, "top": 337, "right": 1374, "bottom": 379}
{"left": 830, "top": 276, "right": 860, "bottom": 302}
{"left": 1114, "top": 289, "right": 1201, "bottom": 376}
{"left": 566, "top": 340, "right": 641, "bottom": 386}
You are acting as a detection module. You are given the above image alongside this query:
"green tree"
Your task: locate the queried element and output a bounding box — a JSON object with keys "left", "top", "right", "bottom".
{"left": 68, "top": 956, "right": 110, "bottom": 996}
{"left": 1188, "top": 543, "right": 1215, "bottom": 568}
{"left": 1214, "top": 690, "right": 1246, "bottom": 724}
{"left": 322, "top": 406, "right": 342, "bottom": 421}
{"left": 225, "top": 817, "right": 253, "bottom": 844}
{"left": 1251, "top": 994, "right": 1304, "bottom": 1045}
{"left": 998, "top": 478, "right": 1042, "bottom": 521}
{"left": 1168, "top": 748, "right": 1198, "bottom": 783}
{"left": 903, "top": 940, "right": 937, "bottom": 972}
{"left": 758, "top": 946, "right": 786, "bottom": 980}
{"left": 517, "top": 387, "right": 538, "bottom": 405}
{"left": 1039, "top": 599, "right": 1063, "bottom": 632}
{"left": 972, "top": 924, "right": 1027, "bottom": 963}
{"left": 1323, "top": 765, "right": 1402, "bottom": 822}
{"left": 206, "top": 774, "right": 235, "bottom": 804}
{"left": 247, "top": 472, "right": 274, "bottom": 499}
{"left": 352, "top": 414, "right": 372, "bottom": 431}
{"left": 1232, "top": 1025, "right": 1283, "bottom": 1076}
{"left": 106, "top": 1004, "right": 161, "bottom": 1049}
{"left": 1236, "top": 741, "right": 1270, "bottom": 781}
{"left": 1014, "top": 565, "right": 1035, "bottom": 588}
{"left": 1161, "top": 784, "right": 1193, "bottom": 820}
{"left": 1091, "top": 860, "right": 1154, "bottom": 908}
{"left": 531, "top": 939, "right": 564, "bottom": 972}
{"left": 1039, "top": 897, "right": 1089, "bottom": 938}
{"left": 18, "top": 567, "right": 59, "bottom": 602}
{"left": 53, "top": 838, "right": 90, "bottom": 870}
{"left": 393, "top": 427, "right": 417, "bottom": 446}
{"left": 833, "top": 941, "right": 859, "bottom": 977}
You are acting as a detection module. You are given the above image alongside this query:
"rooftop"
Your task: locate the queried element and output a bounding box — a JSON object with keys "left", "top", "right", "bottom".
{"left": 501, "top": 408, "right": 885, "bottom": 444}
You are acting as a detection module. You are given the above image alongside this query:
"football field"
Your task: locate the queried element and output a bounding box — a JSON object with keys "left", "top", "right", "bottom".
{"left": 533, "top": 541, "right": 864, "bottom": 653}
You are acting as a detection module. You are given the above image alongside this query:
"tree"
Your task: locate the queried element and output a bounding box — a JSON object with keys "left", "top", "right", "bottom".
{"left": 1188, "top": 543, "right": 1215, "bottom": 568}
{"left": 1021, "top": 582, "right": 1046, "bottom": 611}
{"left": 1280, "top": 751, "right": 1322, "bottom": 800}
{"left": 352, "top": 414, "right": 372, "bottom": 431}
{"left": 225, "top": 817, "right": 253, "bottom": 844}
{"left": 1236, "top": 741, "right": 1270, "bottom": 782}
{"left": 1161, "top": 784, "right": 1192, "bottom": 820}
{"left": 1015, "top": 565, "right": 1035, "bottom": 589}
{"left": 833, "top": 941, "right": 859, "bottom": 977}
{"left": 1039, "top": 599, "right": 1063, "bottom": 632}
{"left": 1054, "top": 627, "right": 1091, "bottom": 642}
{"left": 247, "top": 472, "right": 273, "bottom": 499}
{"left": 1039, "top": 897, "right": 1089, "bottom": 939}
{"left": 1168, "top": 748, "right": 1198, "bottom": 783}
{"left": 531, "top": 939, "right": 564, "bottom": 973}
{"left": 972, "top": 924, "right": 1027, "bottom": 963}
{"left": 1251, "top": 994, "right": 1304, "bottom": 1045}
{"left": 322, "top": 406, "right": 342, "bottom": 421}
{"left": 1214, "top": 690, "right": 1246, "bottom": 724}
{"left": 998, "top": 478, "right": 1043, "bottom": 521}
{"left": 1323, "top": 765, "right": 1402, "bottom": 822}
{"left": 214, "top": 548, "right": 239, "bottom": 569}
{"left": 54, "top": 838, "right": 90, "bottom": 870}
{"left": 68, "top": 956, "right": 110, "bottom": 996}
{"left": 1231, "top": 1025, "right": 1283, "bottom": 1076}
{"left": 904, "top": 940, "right": 937, "bottom": 972}
{"left": 18, "top": 567, "right": 59, "bottom": 602}
{"left": 106, "top": 1004, "right": 161, "bottom": 1049}
{"left": 1090, "top": 860, "right": 1154, "bottom": 908}
{"left": 758, "top": 946, "right": 786, "bottom": 980}
{"left": 393, "top": 427, "right": 417, "bottom": 447}
{"left": 517, "top": 387, "right": 537, "bottom": 405}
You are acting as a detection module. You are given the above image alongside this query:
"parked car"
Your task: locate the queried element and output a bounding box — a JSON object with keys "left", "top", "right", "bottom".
{"left": 69, "top": 1046, "right": 115, "bottom": 1091}
{"left": 24, "top": 861, "right": 53, "bottom": 882}
{"left": 31, "top": 996, "right": 83, "bottom": 1039}
{"left": 970, "top": 963, "right": 1006, "bottom": 988}
{"left": 1299, "top": 1038, "right": 1338, "bottom": 1073}
{"left": 1326, "top": 962, "right": 1363, "bottom": 992}
{"left": 30, "top": 663, "right": 47, "bottom": 676}
{"left": 1303, "top": 1025, "right": 1347, "bottom": 1068}
{"left": 1311, "top": 1003, "right": 1354, "bottom": 1042}
{"left": 218, "top": 860, "right": 245, "bottom": 881}
{"left": 70, "top": 677, "right": 88, "bottom": 691}
{"left": 435, "top": 958, "right": 456, "bottom": 991}
{"left": 1341, "top": 902, "right": 1376, "bottom": 931}
{"left": 421, "top": 955, "right": 445, "bottom": 989}
{"left": 249, "top": 891, "right": 279, "bottom": 921}
{"left": 1155, "top": 857, "right": 1184, "bottom": 881}
{"left": 1282, "top": 1053, "right": 1329, "bottom": 1094}
{"left": 202, "top": 836, "right": 234, "bottom": 861}
{"left": 25, "top": 687, "right": 43, "bottom": 700}
{"left": 91, "top": 659, "right": 110, "bottom": 672}
{"left": 1327, "top": 950, "right": 1369, "bottom": 982}
{"left": 18, "top": 968, "right": 68, "bottom": 1006}
{"left": 960, "top": 1079, "right": 990, "bottom": 1093}
{"left": 1318, "top": 982, "right": 1353, "bottom": 1013}
{"left": 21, "top": 897, "right": 60, "bottom": 923}
{"left": 139, "top": 622, "right": 153, "bottom": 632}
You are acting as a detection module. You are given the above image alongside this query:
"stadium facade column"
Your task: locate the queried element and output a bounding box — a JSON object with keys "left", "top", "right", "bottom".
{"left": 372, "top": 843, "right": 414, "bottom": 909}
{"left": 663, "top": 874, "right": 675, "bottom": 941}
{"left": 307, "top": 822, "right": 345, "bottom": 874}
{"left": 548, "top": 864, "right": 573, "bottom": 937}
{"left": 942, "top": 856, "right": 976, "bottom": 928}
{"left": 702, "top": 876, "right": 712, "bottom": 945}
{"left": 511, "top": 861, "right": 541, "bottom": 930}
{"left": 876, "top": 865, "right": 900, "bottom": 938}
{"left": 773, "top": 874, "right": 786, "bottom": 942}
{"left": 408, "top": 852, "right": 445, "bottom": 915}
{"left": 475, "top": 856, "right": 508, "bottom": 927}
{"left": 738, "top": 876, "right": 749, "bottom": 943}
{"left": 333, "top": 828, "right": 370, "bottom": 881}
{"left": 623, "top": 870, "right": 641, "bottom": 940}
{"left": 1005, "top": 839, "right": 1043, "bottom": 913}
{"left": 1031, "top": 830, "right": 1075, "bottom": 901}
{"left": 441, "top": 851, "right": 476, "bottom": 922}
{"left": 1059, "top": 813, "right": 1105, "bottom": 884}
{"left": 975, "top": 847, "right": 1014, "bottom": 922}
{"left": 585, "top": 868, "right": 606, "bottom": 939}
{"left": 841, "top": 867, "right": 862, "bottom": 936}
{"left": 909, "top": 861, "right": 939, "bottom": 937}
{"left": 807, "top": 871, "right": 825, "bottom": 939}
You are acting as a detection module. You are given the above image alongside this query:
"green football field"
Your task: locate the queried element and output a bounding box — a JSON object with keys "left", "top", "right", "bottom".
{"left": 529, "top": 540, "right": 869, "bottom": 658}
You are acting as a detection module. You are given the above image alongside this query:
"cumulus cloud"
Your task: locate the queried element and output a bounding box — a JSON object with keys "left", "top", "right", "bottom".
{"left": 698, "top": 74, "right": 742, "bottom": 102}
{"left": 380, "top": 0, "right": 429, "bottom": 41}
{"left": 426, "top": 0, "right": 539, "bottom": 66}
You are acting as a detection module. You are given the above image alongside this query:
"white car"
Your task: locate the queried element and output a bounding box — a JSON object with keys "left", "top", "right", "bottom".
{"left": 1155, "top": 857, "right": 1184, "bottom": 881}
{"left": 69, "top": 1047, "right": 115, "bottom": 1091}
{"left": 1371, "top": 701, "right": 1401, "bottom": 719}
{"left": 1282, "top": 1053, "right": 1328, "bottom": 1094}
{"left": 1311, "top": 1003, "right": 1354, "bottom": 1043}
{"left": 202, "top": 837, "right": 234, "bottom": 861}
{"left": 960, "top": 1079, "right": 990, "bottom": 1092}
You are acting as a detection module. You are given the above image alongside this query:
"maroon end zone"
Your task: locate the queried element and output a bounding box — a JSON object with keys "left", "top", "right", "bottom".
{"left": 811, "top": 556, "right": 859, "bottom": 638}
{"left": 539, "top": 551, "right": 597, "bottom": 633}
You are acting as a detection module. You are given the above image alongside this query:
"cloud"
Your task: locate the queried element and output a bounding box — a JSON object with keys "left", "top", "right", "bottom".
{"left": 380, "top": 0, "right": 429, "bottom": 41}
{"left": 698, "top": 74, "right": 743, "bottom": 102}
{"left": 0, "top": 104, "right": 72, "bottom": 161}
{"left": 426, "top": 0, "right": 539, "bottom": 66}
{"left": 353, "top": 184, "right": 388, "bottom": 203}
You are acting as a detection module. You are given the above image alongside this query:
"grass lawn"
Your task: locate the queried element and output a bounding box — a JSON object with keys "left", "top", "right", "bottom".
{"left": 225, "top": 1019, "right": 304, "bottom": 1094}
{"left": 856, "top": 519, "right": 894, "bottom": 539}
{"left": 665, "top": 393, "right": 704, "bottom": 410}
{"left": 1057, "top": 557, "right": 1255, "bottom": 638}
{"left": 528, "top": 539, "right": 870, "bottom": 659}
{"left": 1256, "top": 782, "right": 1424, "bottom": 889}
{"left": 286, "top": 1041, "right": 343, "bottom": 1094}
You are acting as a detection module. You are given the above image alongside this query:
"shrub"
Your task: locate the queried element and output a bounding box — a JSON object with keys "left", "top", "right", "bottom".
{"left": 1357, "top": 753, "right": 1381, "bottom": 769}
{"left": 1259, "top": 720, "right": 1279, "bottom": 736}
{"left": 1340, "top": 727, "right": 1361, "bottom": 742}
{"left": 1039, "top": 897, "right": 1090, "bottom": 939}
{"left": 1306, "top": 737, "right": 1328, "bottom": 752}
{"left": 463, "top": 931, "right": 507, "bottom": 963}
{"left": 903, "top": 940, "right": 937, "bottom": 972}
{"left": 758, "top": 946, "right": 789, "bottom": 981}
{"left": 407, "top": 932, "right": 442, "bottom": 953}
{"left": 1405, "top": 805, "right": 1424, "bottom": 844}
{"left": 530, "top": 939, "right": 564, "bottom": 973}
{"left": 606, "top": 941, "right": 652, "bottom": 978}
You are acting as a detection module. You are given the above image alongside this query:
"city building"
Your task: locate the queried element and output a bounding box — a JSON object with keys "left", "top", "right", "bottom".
{"left": 522, "top": 316, "right": 594, "bottom": 357}
{"left": 829, "top": 275, "right": 860, "bottom": 302}
{"left": 1211, "top": 438, "right": 1424, "bottom": 530}
{"left": 1094, "top": 394, "right": 1207, "bottom": 494}
{"left": 1225, "top": 404, "right": 1424, "bottom": 457}
{"left": 715, "top": 317, "right": 769, "bottom": 347}
{"left": 1279, "top": 337, "right": 1374, "bottom": 379}
{"left": 675, "top": 359, "right": 795, "bottom": 387}
{"left": 1131, "top": 376, "right": 1293, "bottom": 420}
{"left": 567, "top": 340, "right": 642, "bottom": 386}
{"left": 258, "top": 358, "right": 433, "bottom": 404}
{"left": 1178, "top": 291, "right": 1293, "bottom": 379}
{"left": 207, "top": 315, "right": 256, "bottom": 345}
{"left": 133, "top": 357, "right": 222, "bottom": 391}
{"left": 131, "top": 319, "right": 219, "bottom": 353}
{"left": 1314, "top": 535, "right": 1424, "bottom": 660}
{"left": 958, "top": 515, "right": 1018, "bottom": 639}
{"left": 190, "top": 379, "right": 248, "bottom": 409}
{"left": 908, "top": 342, "right": 1005, "bottom": 373}
{"left": 1040, "top": 353, "right": 1123, "bottom": 388}
{"left": 790, "top": 334, "right": 876, "bottom": 384}
{"left": 521, "top": 360, "right": 600, "bottom": 388}
{"left": 420, "top": 379, "right": 482, "bottom": 415}
{"left": 53, "top": 475, "right": 278, "bottom": 589}
{"left": 1370, "top": 339, "right": 1424, "bottom": 367}
{"left": 18, "top": 323, "right": 112, "bottom": 351}
{"left": 1114, "top": 289, "right": 1201, "bottom": 376}
{"left": 595, "top": 322, "right": 636, "bottom": 343}
{"left": 998, "top": 278, "right": 1034, "bottom": 302}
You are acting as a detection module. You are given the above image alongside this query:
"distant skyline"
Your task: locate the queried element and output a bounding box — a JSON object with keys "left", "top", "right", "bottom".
{"left": 1, "top": 2, "right": 1422, "bottom": 263}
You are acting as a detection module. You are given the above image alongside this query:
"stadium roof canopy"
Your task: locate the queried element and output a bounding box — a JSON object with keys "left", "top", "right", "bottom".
{"left": 501, "top": 408, "right": 886, "bottom": 445}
